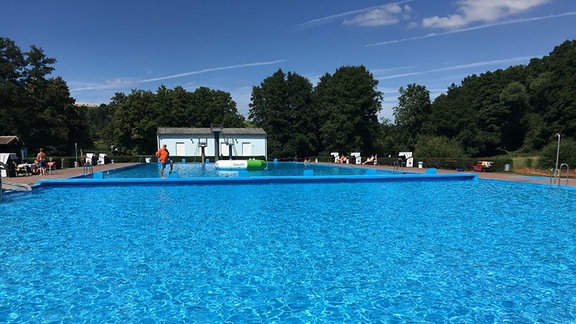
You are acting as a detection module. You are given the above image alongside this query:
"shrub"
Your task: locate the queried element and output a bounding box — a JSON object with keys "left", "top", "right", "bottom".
{"left": 537, "top": 137, "right": 576, "bottom": 169}
{"left": 414, "top": 136, "right": 466, "bottom": 159}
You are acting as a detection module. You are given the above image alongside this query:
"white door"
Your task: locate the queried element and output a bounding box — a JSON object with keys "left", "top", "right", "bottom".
{"left": 221, "top": 143, "right": 229, "bottom": 157}
{"left": 176, "top": 142, "right": 185, "bottom": 156}
{"left": 242, "top": 142, "right": 252, "bottom": 156}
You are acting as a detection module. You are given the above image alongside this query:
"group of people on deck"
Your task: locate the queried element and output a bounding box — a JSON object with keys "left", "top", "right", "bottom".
{"left": 32, "top": 148, "right": 50, "bottom": 175}
{"left": 335, "top": 153, "right": 377, "bottom": 164}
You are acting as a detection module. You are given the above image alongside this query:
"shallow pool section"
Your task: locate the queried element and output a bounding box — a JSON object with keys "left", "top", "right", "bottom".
{"left": 1, "top": 180, "right": 575, "bottom": 322}
{"left": 102, "top": 162, "right": 399, "bottom": 178}
{"left": 35, "top": 162, "right": 476, "bottom": 188}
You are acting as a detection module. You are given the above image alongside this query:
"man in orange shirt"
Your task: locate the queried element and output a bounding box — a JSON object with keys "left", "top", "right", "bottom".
{"left": 155, "top": 144, "right": 170, "bottom": 178}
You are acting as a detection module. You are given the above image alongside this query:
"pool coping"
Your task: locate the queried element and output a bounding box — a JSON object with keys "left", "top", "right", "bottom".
{"left": 35, "top": 171, "right": 478, "bottom": 187}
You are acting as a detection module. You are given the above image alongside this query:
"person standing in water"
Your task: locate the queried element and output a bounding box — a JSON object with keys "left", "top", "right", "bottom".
{"left": 155, "top": 144, "right": 170, "bottom": 178}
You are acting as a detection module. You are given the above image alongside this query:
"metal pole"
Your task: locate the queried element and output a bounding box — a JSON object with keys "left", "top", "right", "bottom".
{"left": 211, "top": 124, "right": 223, "bottom": 163}
{"left": 555, "top": 133, "right": 561, "bottom": 174}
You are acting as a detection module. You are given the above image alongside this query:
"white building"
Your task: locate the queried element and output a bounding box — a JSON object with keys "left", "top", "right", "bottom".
{"left": 156, "top": 127, "right": 267, "bottom": 159}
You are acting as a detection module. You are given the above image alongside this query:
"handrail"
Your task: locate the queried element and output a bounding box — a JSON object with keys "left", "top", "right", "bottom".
{"left": 559, "top": 163, "right": 570, "bottom": 187}
{"left": 393, "top": 158, "right": 404, "bottom": 173}
{"left": 550, "top": 163, "right": 570, "bottom": 187}
{"left": 0, "top": 161, "right": 3, "bottom": 201}
{"left": 83, "top": 161, "right": 94, "bottom": 175}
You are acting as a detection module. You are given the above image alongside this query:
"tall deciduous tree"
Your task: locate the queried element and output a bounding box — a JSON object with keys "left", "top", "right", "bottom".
{"left": 0, "top": 37, "right": 27, "bottom": 136}
{"left": 108, "top": 90, "right": 158, "bottom": 155}
{"left": 249, "top": 69, "right": 315, "bottom": 158}
{"left": 314, "top": 66, "right": 382, "bottom": 155}
{"left": 0, "top": 37, "right": 91, "bottom": 155}
{"left": 106, "top": 86, "right": 245, "bottom": 154}
{"left": 189, "top": 86, "right": 245, "bottom": 128}
{"left": 393, "top": 83, "right": 432, "bottom": 151}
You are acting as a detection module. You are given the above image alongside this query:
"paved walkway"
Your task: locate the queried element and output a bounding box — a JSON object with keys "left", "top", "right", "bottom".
{"left": 343, "top": 163, "right": 574, "bottom": 187}
{"left": 2, "top": 163, "right": 133, "bottom": 186}
{"left": 2, "top": 162, "right": 573, "bottom": 187}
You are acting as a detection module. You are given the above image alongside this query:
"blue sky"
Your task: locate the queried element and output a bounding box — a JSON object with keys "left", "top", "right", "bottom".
{"left": 2, "top": 0, "right": 575, "bottom": 121}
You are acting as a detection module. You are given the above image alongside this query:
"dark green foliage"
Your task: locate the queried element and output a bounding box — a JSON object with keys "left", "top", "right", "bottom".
{"left": 393, "top": 84, "right": 432, "bottom": 150}
{"left": 414, "top": 136, "right": 465, "bottom": 159}
{"left": 426, "top": 40, "right": 576, "bottom": 157}
{"left": 0, "top": 37, "right": 92, "bottom": 155}
{"left": 249, "top": 69, "right": 317, "bottom": 159}
{"left": 537, "top": 136, "right": 576, "bottom": 169}
{"left": 104, "top": 86, "right": 246, "bottom": 155}
{"left": 4, "top": 35, "right": 576, "bottom": 162}
{"left": 314, "top": 66, "right": 382, "bottom": 155}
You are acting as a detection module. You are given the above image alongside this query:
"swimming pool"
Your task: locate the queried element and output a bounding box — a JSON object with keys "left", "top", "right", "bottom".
{"left": 1, "top": 179, "right": 575, "bottom": 322}
{"left": 102, "top": 162, "right": 398, "bottom": 178}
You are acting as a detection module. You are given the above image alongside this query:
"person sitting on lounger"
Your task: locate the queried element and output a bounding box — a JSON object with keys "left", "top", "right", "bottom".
{"left": 363, "top": 155, "right": 375, "bottom": 165}
{"left": 338, "top": 154, "right": 347, "bottom": 164}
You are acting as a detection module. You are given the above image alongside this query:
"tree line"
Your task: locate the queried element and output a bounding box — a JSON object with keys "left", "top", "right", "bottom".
{"left": 1, "top": 36, "right": 575, "bottom": 166}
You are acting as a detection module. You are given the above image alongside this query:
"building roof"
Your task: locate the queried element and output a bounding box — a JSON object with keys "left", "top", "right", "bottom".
{"left": 0, "top": 136, "right": 21, "bottom": 145}
{"left": 157, "top": 127, "right": 266, "bottom": 136}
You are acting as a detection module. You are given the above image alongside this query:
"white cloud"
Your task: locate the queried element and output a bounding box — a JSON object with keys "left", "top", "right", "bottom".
{"left": 374, "top": 56, "right": 535, "bottom": 80}
{"left": 140, "top": 60, "right": 286, "bottom": 83}
{"left": 291, "top": 0, "right": 414, "bottom": 30}
{"left": 343, "top": 4, "right": 410, "bottom": 27}
{"left": 422, "top": 0, "right": 552, "bottom": 29}
{"left": 367, "top": 11, "right": 576, "bottom": 46}
{"left": 71, "top": 60, "right": 285, "bottom": 92}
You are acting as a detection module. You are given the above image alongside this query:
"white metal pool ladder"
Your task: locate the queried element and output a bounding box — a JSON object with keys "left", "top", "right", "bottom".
{"left": 393, "top": 158, "right": 404, "bottom": 173}
{"left": 83, "top": 161, "right": 94, "bottom": 175}
{"left": 550, "top": 163, "right": 570, "bottom": 187}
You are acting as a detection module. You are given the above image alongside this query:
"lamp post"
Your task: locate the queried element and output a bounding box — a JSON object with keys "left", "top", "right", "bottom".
{"left": 211, "top": 124, "right": 223, "bottom": 163}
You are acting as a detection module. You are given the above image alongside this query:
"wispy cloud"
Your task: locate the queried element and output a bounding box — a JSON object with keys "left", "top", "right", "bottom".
{"left": 367, "top": 11, "right": 576, "bottom": 46}
{"left": 343, "top": 2, "right": 413, "bottom": 27}
{"left": 290, "top": 0, "right": 414, "bottom": 31}
{"left": 423, "top": 0, "right": 552, "bottom": 29}
{"left": 72, "top": 60, "right": 286, "bottom": 91}
{"left": 375, "top": 56, "right": 535, "bottom": 80}
{"left": 372, "top": 66, "right": 416, "bottom": 75}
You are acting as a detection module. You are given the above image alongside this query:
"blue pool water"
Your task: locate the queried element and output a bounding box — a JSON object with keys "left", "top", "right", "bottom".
{"left": 103, "top": 162, "right": 396, "bottom": 178}
{"left": 1, "top": 179, "right": 575, "bottom": 322}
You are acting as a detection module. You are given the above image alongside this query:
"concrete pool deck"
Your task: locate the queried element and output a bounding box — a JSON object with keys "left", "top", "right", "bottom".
{"left": 2, "top": 161, "right": 573, "bottom": 187}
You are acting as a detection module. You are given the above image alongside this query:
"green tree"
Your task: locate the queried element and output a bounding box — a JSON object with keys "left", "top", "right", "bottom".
{"left": 108, "top": 90, "right": 158, "bottom": 154}
{"left": 189, "top": 87, "right": 245, "bottom": 127}
{"left": 249, "top": 69, "right": 315, "bottom": 158}
{"left": 314, "top": 66, "right": 382, "bottom": 155}
{"left": 0, "top": 37, "right": 27, "bottom": 136}
{"left": 414, "top": 136, "right": 465, "bottom": 158}
{"left": 0, "top": 37, "right": 91, "bottom": 155}
{"left": 538, "top": 136, "right": 576, "bottom": 169}
{"left": 393, "top": 83, "right": 431, "bottom": 150}
{"left": 499, "top": 81, "right": 529, "bottom": 151}
{"left": 105, "top": 86, "right": 245, "bottom": 154}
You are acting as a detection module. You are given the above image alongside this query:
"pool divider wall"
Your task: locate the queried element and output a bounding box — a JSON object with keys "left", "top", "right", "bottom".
{"left": 36, "top": 173, "right": 478, "bottom": 188}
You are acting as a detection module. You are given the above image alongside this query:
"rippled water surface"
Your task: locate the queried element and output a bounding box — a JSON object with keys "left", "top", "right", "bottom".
{"left": 1, "top": 180, "right": 575, "bottom": 322}
{"left": 103, "top": 162, "right": 395, "bottom": 178}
